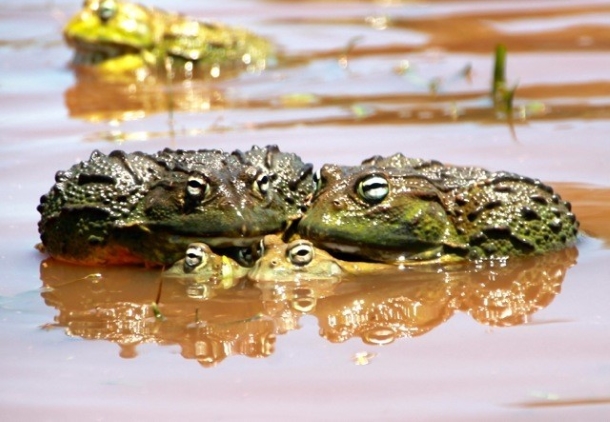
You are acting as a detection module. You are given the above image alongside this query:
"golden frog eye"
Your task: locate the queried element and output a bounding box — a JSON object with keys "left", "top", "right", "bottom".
{"left": 184, "top": 244, "right": 208, "bottom": 272}
{"left": 357, "top": 174, "right": 389, "bottom": 203}
{"left": 287, "top": 241, "right": 314, "bottom": 266}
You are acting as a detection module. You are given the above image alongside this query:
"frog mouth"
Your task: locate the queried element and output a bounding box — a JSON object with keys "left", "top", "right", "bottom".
{"left": 69, "top": 39, "right": 140, "bottom": 65}
{"left": 314, "top": 240, "right": 447, "bottom": 263}
{"left": 200, "top": 236, "right": 264, "bottom": 248}
{"left": 315, "top": 241, "right": 363, "bottom": 256}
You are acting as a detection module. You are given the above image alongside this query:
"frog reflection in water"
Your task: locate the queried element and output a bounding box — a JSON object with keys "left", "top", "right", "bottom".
{"left": 40, "top": 244, "right": 578, "bottom": 365}
{"left": 299, "top": 154, "right": 580, "bottom": 264}
{"left": 316, "top": 246, "right": 578, "bottom": 345}
{"left": 63, "top": 0, "right": 273, "bottom": 77}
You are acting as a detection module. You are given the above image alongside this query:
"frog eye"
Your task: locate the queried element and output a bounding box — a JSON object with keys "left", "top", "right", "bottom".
{"left": 287, "top": 241, "right": 314, "bottom": 266}
{"left": 237, "top": 247, "right": 254, "bottom": 266}
{"left": 253, "top": 173, "right": 270, "bottom": 196}
{"left": 98, "top": 0, "right": 117, "bottom": 22}
{"left": 184, "top": 244, "right": 208, "bottom": 272}
{"left": 186, "top": 176, "right": 209, "bottom": 200}
{"left": 313, "top": 169, "right": 323, "bottom": 192}
{"left": 357, "top": 175, "right": 389, "bottom": 203}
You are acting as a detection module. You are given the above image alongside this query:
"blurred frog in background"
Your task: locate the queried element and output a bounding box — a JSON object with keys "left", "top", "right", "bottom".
{"left": 63, "top": 0, "right": 274, "bottom": 79}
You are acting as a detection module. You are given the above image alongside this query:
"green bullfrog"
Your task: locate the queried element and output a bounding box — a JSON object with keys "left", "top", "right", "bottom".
{"left": 37, "top": 145, "right": 313, "bottom": 266}
{"left": 299, "top": 154, "right": 579, "bottom": 263}
{"left": 63, "top": 0, "right": 273, "bottom": 77}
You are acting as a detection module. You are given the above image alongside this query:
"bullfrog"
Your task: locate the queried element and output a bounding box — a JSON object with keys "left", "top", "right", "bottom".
{"left": 248, "top": 235, "right": 392, "bottom": 282}
{"left": 299, "top": 154, "right": 579, "bottom": 263}
{"left": 37, "top": 145, "right": 313, "bottom": 266}
{"left": 63, "top": 0, "right": 273, "bottom": 77}
{"left": 153, "top": 145, "right": 314, "bottom": 226}
{"left": 164, "top": 235, "right": 392, "bottom": 284}
{"left": 163, "top": 242, "right": 248, "bottom": 291}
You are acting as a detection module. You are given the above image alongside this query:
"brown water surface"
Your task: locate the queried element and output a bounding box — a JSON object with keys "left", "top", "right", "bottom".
{"left": 2, "top": 0, "right": 610, "bottom": 420}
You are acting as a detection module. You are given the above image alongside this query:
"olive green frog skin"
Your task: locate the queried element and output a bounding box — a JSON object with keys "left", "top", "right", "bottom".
{"left": 299, "top": 154, "right": 579, "bottom": 263}
{"left": 63, "top": 0, "right": 273, "bottom": 77}
{"left": 37, "top": 145, "right": 313, "bottom": 266}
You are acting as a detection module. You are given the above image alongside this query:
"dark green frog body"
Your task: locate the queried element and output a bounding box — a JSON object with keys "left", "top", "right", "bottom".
{"left": 38, "top": 145, "right": 313, "bottom": 266}
{"left": 299, "top": 154, "right": 579, "bottom": 263}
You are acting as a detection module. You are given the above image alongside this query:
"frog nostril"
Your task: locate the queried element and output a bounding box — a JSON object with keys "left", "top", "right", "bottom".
{"left": 332, "top": 199, "right": 343, "bottom": 209}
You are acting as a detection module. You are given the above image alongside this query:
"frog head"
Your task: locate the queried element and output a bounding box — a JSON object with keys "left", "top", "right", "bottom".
{"left": 299, "top": 164, "right": 468, "bottom": 263}
{"left": 63, "top": 0, "right": 162, "bottom": 72}
{"left": 248, "top": 235, "right": 344, "bottom": 283}
{"left": 163, "top": 242, "right": 248, "bottom": 289}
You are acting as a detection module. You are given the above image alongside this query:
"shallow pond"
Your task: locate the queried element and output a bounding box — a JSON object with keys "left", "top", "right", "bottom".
{"left": 1, "top": 0, "right": 610, "bottom": 420}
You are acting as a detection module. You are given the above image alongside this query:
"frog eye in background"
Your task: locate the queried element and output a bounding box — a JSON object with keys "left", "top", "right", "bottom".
{"left": 254, "top": 173, "right": 270, "bottom": 195}
{"left": 313, "top": 169, "right": 324, "bottom": 192}
{"left": 184, "top": 244, "right": 208, "bottom": 272}
{"left": 97, "top": 0, "right": 117, "bottom": 23}
{"left": 287, "top": 241, "right": 314, "bottom": 266}
{"left": 238, "top": 240, "right": 262, "bottom": 266}
{"left": 357, "top": 174, "right": 389, "bottom": 203}
{"left": 186, "top": 175, "right": 210, "bottom": 201}
{"left": 237, "top": 247, "right": 255, "bottom": 266}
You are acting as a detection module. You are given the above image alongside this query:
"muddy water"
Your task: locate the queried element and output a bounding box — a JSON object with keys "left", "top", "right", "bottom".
{"left": 2, "top": 0, "right": 610, "bottom": 420}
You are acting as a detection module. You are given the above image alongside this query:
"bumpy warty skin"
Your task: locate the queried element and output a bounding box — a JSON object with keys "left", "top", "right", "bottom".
{"left": 37, "top": 145, "right": 314, "bottom": 266}
{"left": 38, "top": 150, "right": 169, "bottom": 264}
{"left": 232, "top": 145, "right": 314, "bottom": 220}
{"left": 38, "top": 147, "right": 579, "bottom": 267}
{"left": 299, "top": 154, "right": 579, "bottom": 263}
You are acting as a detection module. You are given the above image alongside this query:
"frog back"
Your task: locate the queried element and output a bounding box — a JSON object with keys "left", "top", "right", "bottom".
{"left": 446, "top": 172, "right": 579, "bottom": 259}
